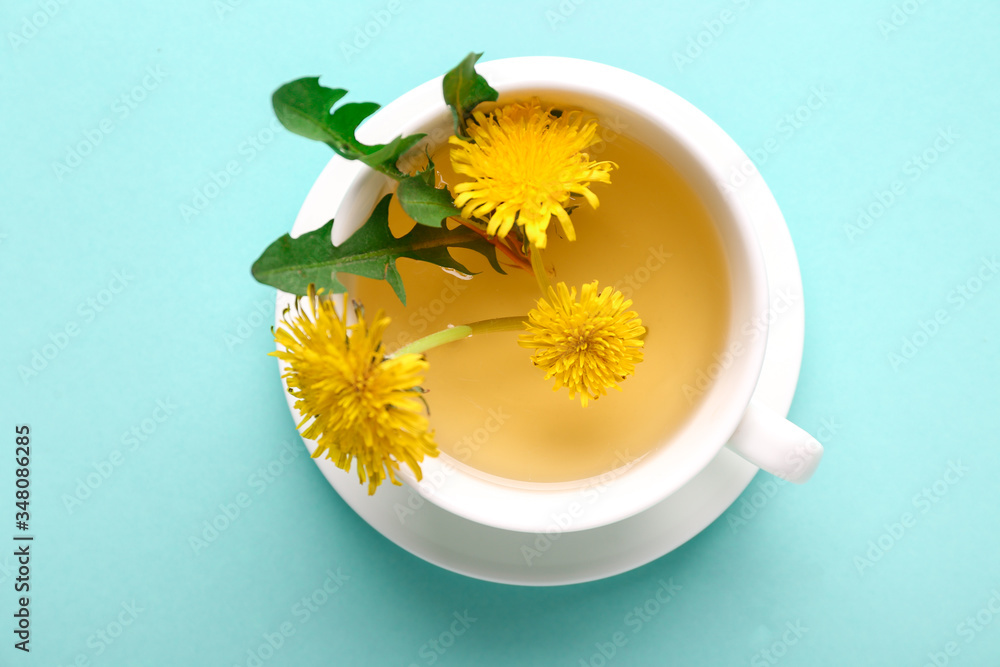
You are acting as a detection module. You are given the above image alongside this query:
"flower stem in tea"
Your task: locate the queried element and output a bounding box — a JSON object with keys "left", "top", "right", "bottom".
{"left": 394, "top": 316, "right": 527, "bottom": 357}
{"left": 530, "top": 244, "right": 552, "bottom": 295}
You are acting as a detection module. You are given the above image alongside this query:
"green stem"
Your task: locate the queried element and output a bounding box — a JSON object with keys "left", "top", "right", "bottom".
{"left": 530, "top": 244, "right": 552, "bottom": 295}
{"left": 394, "top": 316, "right": 527, "bottom": 357}
{"left": 467, "top": 316, "right": 528, "bottom": 335}
{"left": 394, "top": 325, "right": 472, "bottom": 356}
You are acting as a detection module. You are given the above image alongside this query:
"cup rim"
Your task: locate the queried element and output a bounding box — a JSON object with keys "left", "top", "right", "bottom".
{"left": 329, "top": 56, "right": 770, "bottom": 533}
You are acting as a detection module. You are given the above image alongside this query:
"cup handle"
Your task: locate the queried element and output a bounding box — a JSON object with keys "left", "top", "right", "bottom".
{"left": 725, "top": 402, "right": 823, "bottom": 483}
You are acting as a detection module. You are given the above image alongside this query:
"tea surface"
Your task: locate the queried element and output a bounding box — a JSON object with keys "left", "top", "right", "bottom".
{"left": 346, "top": 131, "right": 730, "bottom": 483}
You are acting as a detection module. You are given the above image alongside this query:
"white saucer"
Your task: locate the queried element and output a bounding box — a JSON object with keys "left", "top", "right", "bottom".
{"left": 273, "top": 97, "right": 804, "bottom": 588}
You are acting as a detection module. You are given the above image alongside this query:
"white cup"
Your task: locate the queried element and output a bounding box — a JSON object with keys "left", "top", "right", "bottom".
{"left": 328, "top": 56, "right": 823, "bottom": 534}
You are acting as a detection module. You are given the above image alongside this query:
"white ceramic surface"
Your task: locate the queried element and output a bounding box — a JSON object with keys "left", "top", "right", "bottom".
{"left": 273, "top": 58, "right": 808, "bottom": 585}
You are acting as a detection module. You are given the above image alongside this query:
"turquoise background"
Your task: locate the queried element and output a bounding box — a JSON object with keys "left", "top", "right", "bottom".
{"left": 2, "top": 0, "right": 999, "bottom": 665}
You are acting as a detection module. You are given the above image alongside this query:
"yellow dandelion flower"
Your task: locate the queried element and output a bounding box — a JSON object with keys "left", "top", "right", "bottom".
{"left": 519, "top": 281, "right": 645, "bottom": 406}
{"left": 448, "top": 100, "right": 616, "bottom": 249}
{"left": 271, "top": 287, "right": 438, "bottom": 494}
